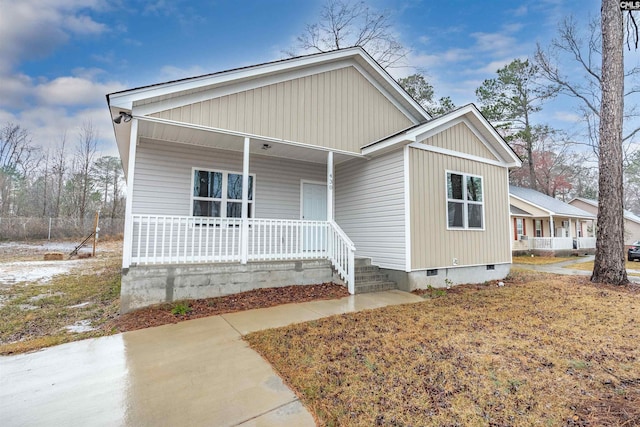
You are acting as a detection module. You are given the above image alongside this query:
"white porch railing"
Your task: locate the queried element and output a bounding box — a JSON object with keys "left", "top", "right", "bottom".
{"left": 130, "top": 215, "right": 356, "bottom": 292}
{"left": 576, "top": 237, "right": 596, "bottom": 249}
{"left": 328, "top": 221, "right": 356, "bottom": 294}
{"left": 529, "top": 237, "right": 574, "bottom": 250}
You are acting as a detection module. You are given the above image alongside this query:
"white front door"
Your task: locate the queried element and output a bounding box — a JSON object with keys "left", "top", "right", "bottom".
{"left": 302, "top": 182, "right": 327, "bottom": 251}
{"left": 302, "top": 183, "right": 327, "bottom": 221}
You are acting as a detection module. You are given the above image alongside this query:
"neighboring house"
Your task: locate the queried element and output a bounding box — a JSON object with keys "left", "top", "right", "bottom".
{"left": 568, "top": 197, "right": 640, "bottom": 245}
{"left": 107, "top": 47, "right": 522, "bottom": 313}
{"left": 510, "top": 186, "right": 596, "bottom": 254}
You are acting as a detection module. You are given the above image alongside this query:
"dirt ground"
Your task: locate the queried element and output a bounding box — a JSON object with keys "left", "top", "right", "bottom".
{"left": 0, "top": 239, "right": 121, "bottom": 287}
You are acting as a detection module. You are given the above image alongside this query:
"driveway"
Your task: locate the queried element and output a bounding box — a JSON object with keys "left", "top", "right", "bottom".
{"left": 0, "top": 290, "right": 422, "bottom": 427}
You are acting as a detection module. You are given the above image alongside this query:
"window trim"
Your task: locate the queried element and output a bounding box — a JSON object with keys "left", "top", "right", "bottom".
{"left": 534, "top": 219, "right": 543, "bottom": 237}
{"left": 445, "top": 170, "right": 485, "bottom": 231}
{"left": 516, "top": 217, "right": 524, "bottom": 237}
{"left": 190, "top": 167, "right": 256, "bottom": 218}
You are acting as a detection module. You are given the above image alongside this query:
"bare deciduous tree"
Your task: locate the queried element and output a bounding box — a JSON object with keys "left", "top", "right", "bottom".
{"left": 92, "top": 156, "right": 124, "bottom": 219}
{"left": 52, "top": 132, "right": 67, "bottom": 218}
{"left": 75, "top": 121, "right": 98, "bottom": 220}
{"left": 0, "top": 123, "right": 41, "bottom": 215}
{"left": 289, "top": 0, "right": 408, "bottom": 68}
{"left": 535, "top": 16, "right": 640, "bottom": 152}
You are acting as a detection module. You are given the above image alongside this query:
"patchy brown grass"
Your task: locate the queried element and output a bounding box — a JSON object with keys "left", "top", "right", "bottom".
{"left": 569, "top": 260, "right": 640, "bottom": 277}
{"left": 512, "top": 255, "right": 574, "bottom": 265}
{"left": 245, "top": 274, "right": 640, "bottom": 426}
{"left": 0, "top": 256, "right": 122, "bottom": 355}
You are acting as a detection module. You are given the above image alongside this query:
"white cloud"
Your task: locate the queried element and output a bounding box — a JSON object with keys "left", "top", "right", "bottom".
{"left": 0, "top": 73, "right": 34, "bottom": 108}
{"left": 35, "top": 76, "right": 125, "bottom": 106}
{"left": 554, "top": 111, "right": 583, "bottom": 123}
{"left": 511, "top": 5, "right": 528, "bottom": 16}
{"left": 0, "top": 0, "right": 106, "bottom": 71}
{"left": 470, "top": 31, "right": 518, "bottom": 56}
{"left": 6, "top": 104, "right": 120, "bottom": 158}
{"left": 63, "top": 14, "right": 107, "bottom": 35}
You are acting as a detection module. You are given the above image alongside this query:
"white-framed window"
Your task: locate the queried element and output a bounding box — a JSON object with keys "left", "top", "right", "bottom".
{"left": 446, "top": 171, "right": 484, "bottom": 230}
{"left": 516, "top": 218, "right": 524, "bottom": 236}
{"left": 191, "top": 168, "right": 255, "bottom": 218}
{"left": 535, "top": 219, "right": 543, "bottom": 237}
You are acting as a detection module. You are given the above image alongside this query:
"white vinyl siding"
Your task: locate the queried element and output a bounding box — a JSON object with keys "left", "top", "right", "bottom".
{"left": 132, "top": 138, "right": 325, "bottom": 218}
{"left": 335, "top": 149, "right": 406, "bottom": 270}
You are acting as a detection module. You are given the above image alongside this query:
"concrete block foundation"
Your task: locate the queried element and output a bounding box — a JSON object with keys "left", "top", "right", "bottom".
{"left": 120, "top": 259, "right": 335, "bottom": 313}
{"left": 381, "top": 263, "right": 511, "bottom": 292}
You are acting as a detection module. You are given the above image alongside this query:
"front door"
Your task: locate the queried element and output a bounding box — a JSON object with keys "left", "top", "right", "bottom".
{"left": 302, "top": 182, "right": 327, "bottom": 251}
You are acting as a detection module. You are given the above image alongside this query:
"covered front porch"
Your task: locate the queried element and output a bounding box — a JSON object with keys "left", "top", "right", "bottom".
{"left": 512, "top": 213, "right": 596, "bottom": 253}
{"left": 121, "top": 116, "right": 359, "bottom": 293}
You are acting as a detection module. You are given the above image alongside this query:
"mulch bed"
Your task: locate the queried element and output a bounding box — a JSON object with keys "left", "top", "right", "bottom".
{"left": 111, "top": 282, "right": 349, "bottom": 332}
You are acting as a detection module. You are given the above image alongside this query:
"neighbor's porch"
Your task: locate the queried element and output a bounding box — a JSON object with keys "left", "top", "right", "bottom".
{"left": 512, "top": 214, "right": 596, "bottom": 252}
{"left": 121, "top": 117, "right": 359, "bottom": 292}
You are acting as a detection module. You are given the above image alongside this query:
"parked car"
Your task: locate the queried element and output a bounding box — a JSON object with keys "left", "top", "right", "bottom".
{"left": 628, "top": 241, "right": 640, "bottom": 261}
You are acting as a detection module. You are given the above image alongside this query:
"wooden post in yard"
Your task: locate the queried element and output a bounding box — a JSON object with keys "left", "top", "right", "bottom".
{"left": 92, "top": 210, "right": 100, "bottom": 257}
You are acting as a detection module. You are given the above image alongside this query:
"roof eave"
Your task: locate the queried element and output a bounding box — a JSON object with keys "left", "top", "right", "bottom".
{"left": 363, "top": 104, "right": 522, "bottom": 166}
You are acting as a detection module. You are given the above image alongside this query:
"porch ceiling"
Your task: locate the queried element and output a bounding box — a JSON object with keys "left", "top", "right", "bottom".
{"left": 137, "top": 118, "right": 360, "bottom": 165}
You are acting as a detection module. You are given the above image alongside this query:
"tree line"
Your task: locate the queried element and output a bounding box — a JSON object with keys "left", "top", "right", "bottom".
{"left": 0, "top": 121, "right": 124, "bottom": 221}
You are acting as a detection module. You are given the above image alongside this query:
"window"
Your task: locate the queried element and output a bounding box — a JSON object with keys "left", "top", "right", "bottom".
{"left": 446, "top": 172, "right": 483, "bottom": 229}
{"left": 516, "top": 218, "right": 524, "bottom": 236}
{"left": 192, "top": 169, "right": 254, "bottom": 218}
{"left": 535, "top": 220, "right": 543, "bottom": 237}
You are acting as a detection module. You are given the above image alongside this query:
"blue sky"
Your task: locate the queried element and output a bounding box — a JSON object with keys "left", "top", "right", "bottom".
{"left": 0, "top": 0, "right": 629, "bottom": 158}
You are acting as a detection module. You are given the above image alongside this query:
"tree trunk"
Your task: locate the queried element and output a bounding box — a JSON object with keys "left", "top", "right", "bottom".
{"left": 592, "top": 0, "right": 628, "bottom": 285}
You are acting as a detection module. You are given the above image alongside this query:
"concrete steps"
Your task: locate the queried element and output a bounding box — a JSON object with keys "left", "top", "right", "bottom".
{"left": 354, "top": 257, "right": 397, "bottom": 294}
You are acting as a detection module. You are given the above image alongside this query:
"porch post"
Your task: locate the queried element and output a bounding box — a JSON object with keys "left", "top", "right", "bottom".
{"left": 550, "top": 215, "right": 555, "bottom": 238}
{"left": 327, "top": 151, "right": 334, "bottom": 260}
{"left": 327, "top": 151, "right": 334, "bottom": 222}
{"left": 122, "top": 118, "right": 138, "bottom": 269}
{"left": 241, "top": 137, "right": 250, "bottom": 264}
{"left": 568, "top": 218, "right": 572, "bottom": 238}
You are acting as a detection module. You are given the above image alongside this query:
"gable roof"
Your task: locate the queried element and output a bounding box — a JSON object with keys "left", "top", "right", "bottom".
{"left": 362, "top": 104, "right": 522, "bottom": 167}
{"left": 107, "top": 47, "right": 430, "bottom": 122}
{"left": 510, "top": 204, "right": 532, "bottom": 216}
{"left": 510, "top": 186, "right": 595, "bottom": 219}
{"left": 107, "top": 47, "right": 433, "bottom": 174}
{"left": 569, "top": 197, "right": 640, "bottom": 224}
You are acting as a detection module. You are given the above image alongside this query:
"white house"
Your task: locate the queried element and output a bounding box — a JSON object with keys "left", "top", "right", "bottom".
{"left": 107, "top": 47, "right": 522, "bottom": 312}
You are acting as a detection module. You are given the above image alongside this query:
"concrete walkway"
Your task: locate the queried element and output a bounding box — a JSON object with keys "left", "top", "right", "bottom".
{"left": 0, "top": 290, "right": 423, "bottom": 427}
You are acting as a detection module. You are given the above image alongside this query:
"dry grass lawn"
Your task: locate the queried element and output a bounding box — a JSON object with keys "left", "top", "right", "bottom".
{"left": 246, "top": 270, "right": 640, "bottom": 426}
{"left": 512, "top": 255, "right": 574, "bottom": 265}
{"left": 568, "top": 259, "right": 640, "bottom": 277}
{"left": 0, "top": 255, "right": 121, "bottom": 355}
